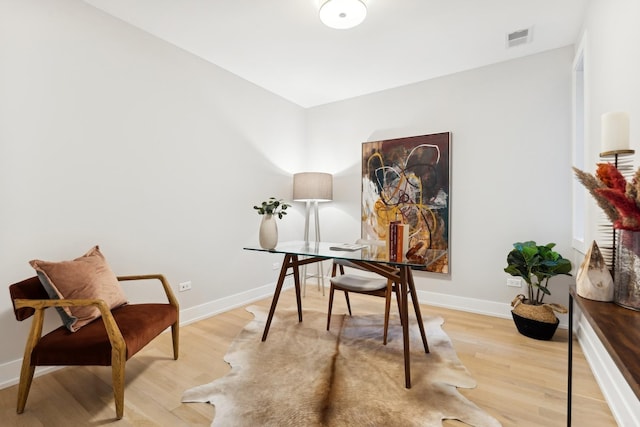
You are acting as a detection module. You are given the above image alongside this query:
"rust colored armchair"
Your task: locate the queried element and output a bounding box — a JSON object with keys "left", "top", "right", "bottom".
{"left": 9, "top": 274, "right": 179, "bottom": 419}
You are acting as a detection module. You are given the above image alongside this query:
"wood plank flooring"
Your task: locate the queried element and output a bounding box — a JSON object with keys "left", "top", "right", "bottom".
{"left": 0, "top": 287, "right": 616, "bottom": 426}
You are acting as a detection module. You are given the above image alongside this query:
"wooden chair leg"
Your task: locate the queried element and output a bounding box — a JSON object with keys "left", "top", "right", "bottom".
{"left": 395, "top": 286, "right": 403, "bottom": 327}
{"left": 16, "top": 363, "right": 35, "bottom": 414}
{"left": 112, "top": 359, "right": 125, "bottom": 419}
{"left": 110, "top": 342, "right": 127, "bottom": 420}
{"left": 344, "top": 291, "right": 352, "bottom": 316}
{"left": 327, "top": 285, "right": 336, "bottom": 330}
{"left": 17, "top": 308, "right": 44, "bottom": 414}
{"left": 171, "top": 322, "right": 179, "bottom": 360}
{"left": 383, "top": 281, "right": 393, "bottom": 345}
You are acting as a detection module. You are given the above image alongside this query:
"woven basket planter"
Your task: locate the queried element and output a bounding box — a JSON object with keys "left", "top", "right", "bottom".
{"left": 511, "top": 311, "right": 559, "bottom": 340}
{"left": 510, "top": 294, "right": 566, "bottom": 341}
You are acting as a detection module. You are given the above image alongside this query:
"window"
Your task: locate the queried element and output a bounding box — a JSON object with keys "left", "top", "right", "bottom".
{"left": 572, "top": 33, "right": 587, "bottom": 253}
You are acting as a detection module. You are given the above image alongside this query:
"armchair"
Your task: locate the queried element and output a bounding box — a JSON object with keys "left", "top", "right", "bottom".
{"left": 9, "top": 274, "right": 179, "bottom": 419}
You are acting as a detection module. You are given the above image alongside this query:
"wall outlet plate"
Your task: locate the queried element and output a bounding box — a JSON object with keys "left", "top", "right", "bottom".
{"left": 507, "top": 278, "right": 522, "bottom": 288}
{"left": 179, "top": 281, "right": 192, "bottom": 292}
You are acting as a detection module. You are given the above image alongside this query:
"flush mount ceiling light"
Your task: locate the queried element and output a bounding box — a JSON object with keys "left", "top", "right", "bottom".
{"left": 319, "top": 0, "right": 367, "bottom": 30}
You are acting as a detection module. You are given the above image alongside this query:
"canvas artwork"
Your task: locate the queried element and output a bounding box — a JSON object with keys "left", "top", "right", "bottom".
{"left": 361, "top": 132, "right": 451, "bottom": 273}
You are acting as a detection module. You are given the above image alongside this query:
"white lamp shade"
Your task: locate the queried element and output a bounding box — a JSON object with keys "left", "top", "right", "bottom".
{"left": 601, "top": 111, "right": 630, "bottom": 153}
{"left": 319, "top": 0, "right": 367, "bottom": 30}
{"left": 293, "top": 172, "right": 333, "bottom": 202}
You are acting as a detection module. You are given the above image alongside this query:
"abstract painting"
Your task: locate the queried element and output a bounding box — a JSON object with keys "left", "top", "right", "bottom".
{"left": 362, "top": 132, "right": 450, "bottom": 273}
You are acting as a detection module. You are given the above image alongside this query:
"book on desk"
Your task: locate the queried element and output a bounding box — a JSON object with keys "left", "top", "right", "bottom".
{"left": 388, "top": 221, "right": 409, "bottom": 262}
{"left": 329, "top": 243, "right": 366, "bottom": 251}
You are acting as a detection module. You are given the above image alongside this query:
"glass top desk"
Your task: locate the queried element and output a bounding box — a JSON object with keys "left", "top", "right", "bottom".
{"left": 243, "top": 240, "right": 447, "bottom": 388}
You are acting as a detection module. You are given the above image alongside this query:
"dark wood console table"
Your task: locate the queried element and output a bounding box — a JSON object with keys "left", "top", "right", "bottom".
{"left": 568, "top": 286, "right": 640, "bottom": 426}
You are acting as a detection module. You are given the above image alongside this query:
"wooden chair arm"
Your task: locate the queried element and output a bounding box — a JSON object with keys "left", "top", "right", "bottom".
{"left": 349, "top": 260, "right": 402, "bottom": 281}
{"left": 333, "top": 259, "right": 401, "bottom": 282}
{"left": 116, "top": 274, "right": 179, "bottom": 310}
{"left": 333, "top": 259, "right": 366, "bottom": 271}
{"left": 15, "top": 298, "right": 112, "bottom": 310}
{"left": 14, "top": 298, "right": 126, "bottom": 362}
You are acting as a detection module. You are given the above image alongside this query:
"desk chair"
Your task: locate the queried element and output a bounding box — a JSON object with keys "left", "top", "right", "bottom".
{"left": 327, "top": 259, "right": 401, "bottom": 345}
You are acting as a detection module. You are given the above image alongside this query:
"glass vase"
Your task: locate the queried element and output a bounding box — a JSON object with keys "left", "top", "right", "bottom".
{"left": 614, "top": 229, "right": 640, "bottom": 310}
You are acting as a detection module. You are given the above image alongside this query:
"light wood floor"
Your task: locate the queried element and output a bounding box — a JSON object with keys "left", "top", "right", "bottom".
{"left": 0, "top": 287, "right": 617, "bottom": 426}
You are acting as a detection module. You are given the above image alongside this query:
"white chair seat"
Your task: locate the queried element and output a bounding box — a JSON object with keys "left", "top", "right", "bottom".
{"left": 330, "top": 274, "right": 387, "bottom": 292}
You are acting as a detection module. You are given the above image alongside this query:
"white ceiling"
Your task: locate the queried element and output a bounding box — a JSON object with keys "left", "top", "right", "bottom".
{"left": 82, "top": 0, "right": 589, "bottom": 108}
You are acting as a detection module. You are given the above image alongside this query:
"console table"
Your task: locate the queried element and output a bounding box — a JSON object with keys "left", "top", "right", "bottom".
{"left": 567, "top": 286, "right": 640, "bottom": 426}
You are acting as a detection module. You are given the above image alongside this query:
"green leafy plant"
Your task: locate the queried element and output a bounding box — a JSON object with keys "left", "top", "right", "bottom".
{"left": 253, "top": 197, "right": 291, "bottom": 219}
{"left": 504, "top": 241, "right": 572, "bottom": 304}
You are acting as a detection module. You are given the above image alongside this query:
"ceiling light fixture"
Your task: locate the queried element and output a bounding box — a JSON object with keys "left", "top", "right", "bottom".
{"left": 319, "top": 0, "right": 367, "bottom": 30}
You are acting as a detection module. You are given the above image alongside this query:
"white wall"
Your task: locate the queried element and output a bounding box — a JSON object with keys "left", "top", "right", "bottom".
{"left": 306, "top": 47, "right": 574, "bottom": 311}
{"left": 0, "top": 0, "right": 307, "bottom": 376}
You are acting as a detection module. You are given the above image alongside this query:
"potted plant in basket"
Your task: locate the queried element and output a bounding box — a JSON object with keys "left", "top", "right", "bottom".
{"left": 254, "top": 197, "right": 291, "bottom": 250}
{"left": 504, "top": 241, "right": 572, "bottom": 340}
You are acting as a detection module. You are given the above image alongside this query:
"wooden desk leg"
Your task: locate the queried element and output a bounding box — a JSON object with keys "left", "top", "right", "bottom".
{"left": 400, "top": 266, "right": 412, "bottom": 388}
{"left": 408, "top": 269, "right": 429, "bottom": 353}
{"left": 262, "top": 254, "right": 295, "bottom": 342}
{"left": 567, "top": 292, "right": 574, "bottom": 427}
{"left": 292, "top": 255, "right": 303, "bottom": 322}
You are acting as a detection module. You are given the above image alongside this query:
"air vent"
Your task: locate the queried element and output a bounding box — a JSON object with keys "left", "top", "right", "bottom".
{"left": 506, "top": 27, "right": 532, "bottom": 48}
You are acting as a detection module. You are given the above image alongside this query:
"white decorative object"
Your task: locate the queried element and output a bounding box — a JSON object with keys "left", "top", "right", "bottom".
{"left": 601, "top": 111, "right": 630, "bottom": 153}
{"left": 259, "top": 214, "right": 278, "bottom": 250}
{"left": 576, "top": 240, "right": 614, "bottom": 301}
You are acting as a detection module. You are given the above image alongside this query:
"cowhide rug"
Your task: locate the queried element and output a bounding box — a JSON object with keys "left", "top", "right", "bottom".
{"left": 182, "top": 305, "right": 501, "bottom": 427}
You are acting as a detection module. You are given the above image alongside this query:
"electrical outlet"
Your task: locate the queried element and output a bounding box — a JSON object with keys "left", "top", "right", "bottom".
{"left": 179, "top": 281, "right": 192, "bottom": 292}
{"left": 272, "top": 262, "right": 280, "bottom": 271}
{"left": 506, "top": 278, "right": 522, "bottom": 288}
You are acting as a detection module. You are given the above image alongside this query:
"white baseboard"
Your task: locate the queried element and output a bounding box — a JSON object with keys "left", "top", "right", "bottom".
{"left": 416, "top": 289, "right": 512, "bottom": 318}
{"left": 415, "top": 289, "right": 572, "bottom": 328}
{"left": 0, "top": 363, "right": 60, "bottom": 391}
{"left": 178, "top": 279, "right": 293, "bottom": 326}
{"left": 575, "top": 311, "right": 640, "bottom": 427}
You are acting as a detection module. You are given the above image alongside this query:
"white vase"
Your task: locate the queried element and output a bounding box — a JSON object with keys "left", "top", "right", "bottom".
{"left": 259, "top": 214, "right": 278, "bottom": 250}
